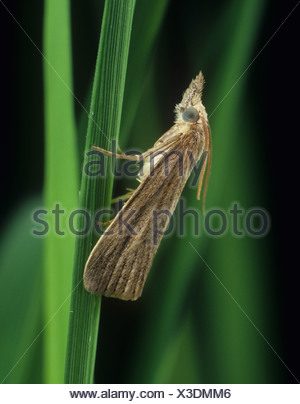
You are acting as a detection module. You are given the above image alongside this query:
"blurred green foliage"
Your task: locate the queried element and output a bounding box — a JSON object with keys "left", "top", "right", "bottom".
{"left": 0, "top": 197, "right": 43, "bottom": 383}
{"left": 43, "top": 0, "right": 79, "bottom": 383}
{"left": 0, "top": 0, "right": 294, "bottom": 384}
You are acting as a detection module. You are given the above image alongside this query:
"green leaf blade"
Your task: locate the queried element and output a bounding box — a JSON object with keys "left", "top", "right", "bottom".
{"left": 64, "top": 0, "right": 136, "bottom": 384}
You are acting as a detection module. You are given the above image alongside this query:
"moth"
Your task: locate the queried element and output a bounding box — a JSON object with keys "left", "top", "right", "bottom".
{"left": 84, "top": 72, "right": 211, "bottom": 300}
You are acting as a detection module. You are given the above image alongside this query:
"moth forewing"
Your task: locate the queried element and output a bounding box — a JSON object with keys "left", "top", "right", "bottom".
{"left": 84, "top": 72, "right": 211, "bottom": 300}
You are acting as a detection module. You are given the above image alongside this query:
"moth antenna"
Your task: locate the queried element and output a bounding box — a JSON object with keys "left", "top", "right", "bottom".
{"left": 201, "top": 138, "right": 211, "bottom": 214}
{"left": 197, "top": 121, "right": 211, "bottom": 214}
{"left": 196, "top": 151, "right": 208, "bottom": 202}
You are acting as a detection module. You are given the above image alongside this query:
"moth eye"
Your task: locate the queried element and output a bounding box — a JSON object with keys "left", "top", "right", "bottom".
{"left": 182, "top": 107, "right": 199, "bottom": 122}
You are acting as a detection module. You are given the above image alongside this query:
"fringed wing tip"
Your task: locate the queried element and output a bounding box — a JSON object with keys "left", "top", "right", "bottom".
{"left": 83, "top": 269, "right": 142, "bottom": 301}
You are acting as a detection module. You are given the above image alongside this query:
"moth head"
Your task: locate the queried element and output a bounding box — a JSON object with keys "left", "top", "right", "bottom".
{"left": 174, "top": 71, "right": 205, "bottom": 123}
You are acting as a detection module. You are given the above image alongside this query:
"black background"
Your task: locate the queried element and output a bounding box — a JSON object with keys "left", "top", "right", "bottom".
{"left": 0, "top": 0, "right": 299, "bottom": 383}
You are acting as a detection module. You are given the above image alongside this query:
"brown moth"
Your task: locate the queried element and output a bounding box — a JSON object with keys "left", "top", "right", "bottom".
{"left": 84, "top": 72, "right": 211, "bottom": 300}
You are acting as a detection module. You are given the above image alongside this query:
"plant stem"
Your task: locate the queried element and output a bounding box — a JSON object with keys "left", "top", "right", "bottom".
{"left": 64, "top": 0, "right": 136, "bottom": 383}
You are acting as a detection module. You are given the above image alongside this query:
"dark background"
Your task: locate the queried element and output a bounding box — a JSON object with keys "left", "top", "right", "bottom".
{"left": 0, "top": 0, "right": 299, "bottom": 383}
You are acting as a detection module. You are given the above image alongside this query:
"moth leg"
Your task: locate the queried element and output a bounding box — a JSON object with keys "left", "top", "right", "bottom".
{"left": 92, "top": 145, "right": 141, "bottom": 161}
{"left": 117, "top": 145, "right": 125, "bottom": 154}
{"left": 96, "top": 219, "right": 114, "bottom": 227}
{"left": 92, "top": 135, "right": 182, "bottom": 162}
{"left": 111, "top": 188, "right": 135, "bottom": 203}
